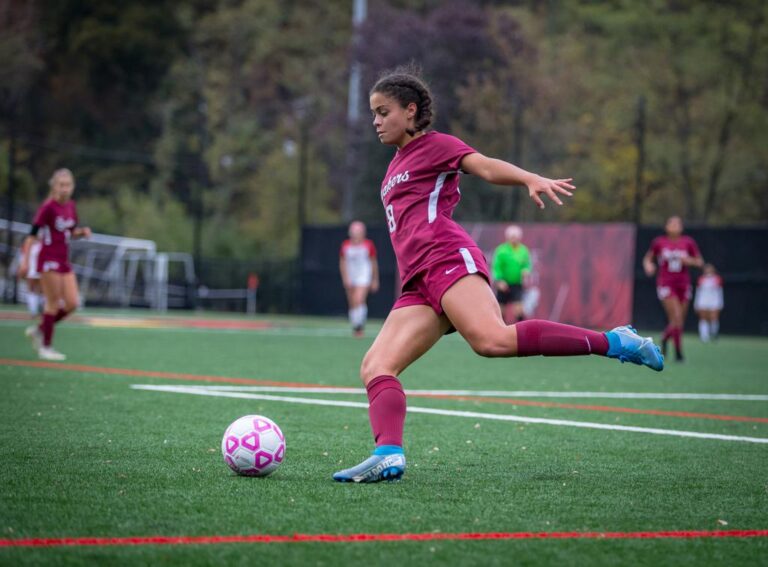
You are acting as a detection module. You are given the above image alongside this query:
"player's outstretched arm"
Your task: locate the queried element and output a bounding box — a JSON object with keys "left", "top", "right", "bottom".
{"left": 642, "top": 250, "right": 656, "bottom": 277}
{"left": 460, "top": 153, "right": 575, "bottom": 209}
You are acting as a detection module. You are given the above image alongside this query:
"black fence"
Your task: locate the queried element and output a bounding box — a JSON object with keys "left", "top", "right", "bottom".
{"left": 300, "top": 225, "right": 397, "bottom": 318}
{"left": 195, "top": 257, "right": 299, "bottom": 314}
{"left": 633, "top": 226, "right": 768, "bottom": 336}
{"left": 300, "top": 224, "right": 768, "bottom": 335}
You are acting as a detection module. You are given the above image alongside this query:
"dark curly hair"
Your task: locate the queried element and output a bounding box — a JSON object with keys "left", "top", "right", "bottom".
{"left": 370, "top": 66, "right": 434, "bottom": 136}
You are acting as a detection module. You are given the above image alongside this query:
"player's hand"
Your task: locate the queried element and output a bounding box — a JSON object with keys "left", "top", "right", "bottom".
{"left": 643, "top": 262, "right": 656, "bottom": 277}
{"left": 495, "top": 280, "right": 509, "bottom": 292}
{"left": 526, "top": 175, "right": 574, "bottom": 209}
{"left": 18, "top": 262, "right": 28, "bottom": 279}
{"left": 370, "top": 280, "right": 380, "bottom": 293}
{"left": 79, "top": 227, "right": 92, "bottom": 239}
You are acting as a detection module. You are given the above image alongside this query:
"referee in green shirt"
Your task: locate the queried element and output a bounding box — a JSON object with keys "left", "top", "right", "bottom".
{"left": 492, "top": 225, "right": 531, "bottom": 323}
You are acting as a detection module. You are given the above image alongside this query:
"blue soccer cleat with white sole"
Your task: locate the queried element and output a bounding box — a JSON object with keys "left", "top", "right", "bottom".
{"left": 605, "top": 325, "right": 664, "bottom": 371}
{"left": 333, "top": 446, "right": 406, "bottom": 483}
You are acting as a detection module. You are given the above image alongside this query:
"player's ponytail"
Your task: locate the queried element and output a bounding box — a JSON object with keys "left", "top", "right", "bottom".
{"left": 370, "top": 65, "right": 434, "bottom": 136}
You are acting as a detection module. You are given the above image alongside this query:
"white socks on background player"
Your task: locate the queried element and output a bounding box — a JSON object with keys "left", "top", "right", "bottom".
{"left": 698, "top": 320, "right": 720, "bottom": 342}
{"left": 349, "top": 305, "right": 368, "bottom": 329}
{"left": 26, "top": 292, "right": 44, "bottom": 316}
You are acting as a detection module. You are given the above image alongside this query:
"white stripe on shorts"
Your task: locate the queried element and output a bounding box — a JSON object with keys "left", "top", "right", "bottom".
{"left": 428, "top": 172, "right": 449, "bottom": 223}
{"left": 459, "top": 247, "right": 478, "bottom": 274}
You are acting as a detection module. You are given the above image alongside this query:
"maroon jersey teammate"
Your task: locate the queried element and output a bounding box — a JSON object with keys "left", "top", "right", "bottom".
{"left": 643, "top": 216, "right": 703, "bottom": 361}
{"left": 24, "top": 169, "right": 91, "bottom": 360}
{"left": 332, "top": 68, "right": 663, "bottom": 484}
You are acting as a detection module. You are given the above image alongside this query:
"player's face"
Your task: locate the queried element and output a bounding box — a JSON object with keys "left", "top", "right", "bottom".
{"left": 370, "top": 92, "right": 416, "bottom": 148}
{"left": 665, "top": 216, "right": 683, "bottom": 237}
{"left": 349, "top": 221, "right": 365, "bottom": 241}
{"left": 52, "top": 174, "right": 75, "bottom": 202}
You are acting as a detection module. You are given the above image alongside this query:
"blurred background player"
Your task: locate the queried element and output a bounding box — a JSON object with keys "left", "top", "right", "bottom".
{"left": 492, "top": 224, "right": 531, "bottom": 324}
{"left": 17, "top": 238, "right": 44, "bottom": 318}
{"left": 643, "top": 215, "right": 703, "bottom": 361}
{"left": 25, "top": 169, "right": 91, "bottom": 360}
{"left": 339, "top": 221, "right": 379, "bottom": 336}
{"left": 694, "top": 264, "right": 723, "bottom": 342}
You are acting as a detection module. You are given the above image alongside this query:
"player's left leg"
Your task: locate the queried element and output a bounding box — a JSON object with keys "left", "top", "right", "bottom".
{"left": 696, "top": 309, "right": 710, "bottom": 342}
{"left": 333, "top": 305, "right": 451, "bottom": 483}
{"left": 710, "top": 309, "right": 720, "bottom": 340}
{"left": 57, "top": 272, "right": 79, "bottom": 322}
{"left": 37, "top": 272, "right": 66, "bottom": 360}
{"left": 350, "top": 285, "right": 369, "bottom": 336}
{"left": 441, "top": 275, "right": 663, "bottom": 370}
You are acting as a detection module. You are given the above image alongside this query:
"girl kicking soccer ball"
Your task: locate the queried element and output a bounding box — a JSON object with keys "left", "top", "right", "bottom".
{"left": 332, "top": 69, "right": 663, "bottom": 483}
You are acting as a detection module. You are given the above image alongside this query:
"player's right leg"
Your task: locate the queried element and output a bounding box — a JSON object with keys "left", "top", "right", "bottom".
{"left": 333, "top": 305, "right": 450, "bottom": 483}
{"left": 442, "top": 275, "right": 663, "bottom": 371}
{"left": 37, "top": 272, "right": 66, "bottom": 361}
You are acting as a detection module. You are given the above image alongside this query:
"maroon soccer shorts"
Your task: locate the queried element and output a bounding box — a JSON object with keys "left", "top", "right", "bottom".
{"left": 393, "top": 246, "right": 490, "bottom": 316}
{"left": 656, "top": 282, "right": 692, "bottom": 302}
{"left": 38, "top": 256, "right": 73, "bottom": 275}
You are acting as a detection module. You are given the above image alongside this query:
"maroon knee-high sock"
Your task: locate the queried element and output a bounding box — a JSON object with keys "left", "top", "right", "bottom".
{"left": 54, "top": 308, "right": 71, "bottom": 323}
{"left": 39, "top": 313, "right": 56, "bottom": 347}
{"left": 366, "top": 375, "right": 406, "bottom": 447}
{"left": 515, "top": 319, "right": 609, "bottom": 357}
{"left": 661, "top": 324, "right": 674, "bottom": 342}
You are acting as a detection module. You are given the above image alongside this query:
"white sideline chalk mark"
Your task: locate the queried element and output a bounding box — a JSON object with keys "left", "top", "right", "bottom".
{"left": 144, "top": 384, "right": 768, "bottom": 402}
{"left": 131, "top": 385, "right": 768, "bottom": 444}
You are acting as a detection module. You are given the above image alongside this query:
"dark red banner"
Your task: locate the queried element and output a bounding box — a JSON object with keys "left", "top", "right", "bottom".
{"left": 463, "top": 223, "right": 636, "bottom": 329}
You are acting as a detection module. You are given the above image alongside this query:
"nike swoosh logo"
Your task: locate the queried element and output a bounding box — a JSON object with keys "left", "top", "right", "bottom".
{"left": 445, "top": 266, "right": 460, "bottom": 275}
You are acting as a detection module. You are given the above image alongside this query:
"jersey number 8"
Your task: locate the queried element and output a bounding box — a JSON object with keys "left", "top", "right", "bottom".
{"left": 385, "top": 204, "right": 396, "bottom": 233}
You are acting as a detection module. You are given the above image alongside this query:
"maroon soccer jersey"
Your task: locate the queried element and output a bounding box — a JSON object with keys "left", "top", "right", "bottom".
{"left": 648, "top": 235, "right": 701, "bottom": 287}
{"left": 380, "top": 131, "right": 478, "bottom": 285}
{"left": 33, "top": 198, "right": 78, "bottom": 266}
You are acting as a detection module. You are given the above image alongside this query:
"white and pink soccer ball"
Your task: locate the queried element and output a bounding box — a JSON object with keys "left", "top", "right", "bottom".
{"left": 221, "top": 415, "right": 285, "bottom": 477}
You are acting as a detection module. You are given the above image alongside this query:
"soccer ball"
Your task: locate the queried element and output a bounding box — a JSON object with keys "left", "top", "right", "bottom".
{"left": 221, "top": 415, "right": 285, "bottom": 477}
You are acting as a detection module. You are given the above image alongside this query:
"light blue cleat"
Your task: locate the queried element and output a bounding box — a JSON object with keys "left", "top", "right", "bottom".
{"left": 333, "top": 446, "right": 406, "bottom": 483}
{"left": 606, "top": 325, "right": 664, "bottom": 372}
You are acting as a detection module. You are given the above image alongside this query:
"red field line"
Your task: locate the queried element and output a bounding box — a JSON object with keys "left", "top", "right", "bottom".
{"left": 0, "top": 312, "right": 272, "bottom": 330}
{"left": 0, "top": 359, "right": 329, "bottom": 389}
{"left": 1, "top": 358, "right": 765, "bottom": 424}
{"left": 415, "top": 394, "right": 768, "bottom": 424}
{"left": 1, "top": 530, "right": 766, "bottom": 548}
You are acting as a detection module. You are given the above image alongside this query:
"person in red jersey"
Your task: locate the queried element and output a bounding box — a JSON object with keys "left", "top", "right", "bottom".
{"left": 332, "top": 68, "right": 663, "bottom": 484}
{"left": 339, "top": 220, "right": 380, "bottom": 336}
{"left": 694, "top": 263, "right": 723, "bottom": 342}
{"left": 642, "top": 216, "right": 703, "bottom": 361}
{"left": 24, "top": 169, "right": 91, "bottom": 360}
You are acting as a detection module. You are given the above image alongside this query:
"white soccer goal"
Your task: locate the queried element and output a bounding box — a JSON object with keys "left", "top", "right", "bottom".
{"left": 0, "top": 218, "right": 198, "bottom": 311}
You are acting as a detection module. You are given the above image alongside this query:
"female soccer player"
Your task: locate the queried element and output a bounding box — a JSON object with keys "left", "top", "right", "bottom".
{"left": 25, "top": 169, "right": 91, "bottom": 360}
{"left": 340, "top": 221, "right": 380, "bottom": 336}
{"left": 642, "top": 216, "right": 703, "bottom": 361}
{"left": 333, "top": 69, "right": 663, "bottom": 483}
{"left": 694, "top": 264, "right": 723, "bottom": 342}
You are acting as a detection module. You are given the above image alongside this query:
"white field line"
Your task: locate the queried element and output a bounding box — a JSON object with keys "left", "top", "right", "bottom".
{"left": 170, "top": 385, "right": 768, "bottom": 402}
{"left": 130, "top": 385, "right": 768, "bottom": 444}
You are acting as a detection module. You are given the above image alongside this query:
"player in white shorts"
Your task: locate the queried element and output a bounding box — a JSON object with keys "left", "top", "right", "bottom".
{"left": 340, "top": 221, "right": 379, "bottom": 336}
{"left": 694, "top": 264, "right": 723, "bottom": 342}
{"left": 18, "top": 239, "right": 44, "bottom": 317}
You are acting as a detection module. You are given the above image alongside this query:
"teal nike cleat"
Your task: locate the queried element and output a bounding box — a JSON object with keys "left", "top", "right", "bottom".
{"left": 606, "top": 325, "right": 664, "bottom": 372}
{"left": 333, "top": 446, "right": 405, "bottom": 483}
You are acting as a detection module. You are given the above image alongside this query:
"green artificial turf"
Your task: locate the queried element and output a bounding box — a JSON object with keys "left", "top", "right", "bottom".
{"left": 0, "top": 309, "right": 766, "bottom": 566}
